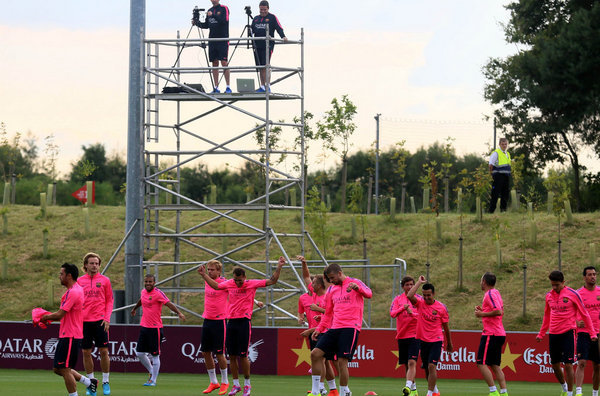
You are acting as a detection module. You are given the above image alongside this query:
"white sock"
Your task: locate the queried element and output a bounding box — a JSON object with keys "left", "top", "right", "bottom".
{"left": 244, "top": 378, "right": 251, "bottom": 387}
{"left": 500, "top": 389, "right": 508, "bottom": 394}
{"left": 260, "top": 85, "right": 265, "bottom": 89}
{"left": 319, "top": 381, "right": 325, "bottom": 390}
{"left": 576, "top": 387, "right": 582, "bottom": 395}
{"left": 489, "top": 385, "right": 497, "bottom": 392}
{"left": 311, "top": 375, "right": 321, "bottom": 394}
{"left": 220, "top": 368, "right": 228, "bottom": 384}
{"left": 136, "top": 352, "right": 152, "bottom": 374}
{"left": 406, "top": 380, "right": 413, "bottom": 388}
{"left": 434, "top": 385, "right": 439, "bottom": 393}
{"left": 593, "top": 390, "right": 598, "bottom": 396}
{"left": 567, "top": 391, "right": 573, "bottom": 396}
{"left": 208, "top": 368, "right": 218, "bottom": 384}
{"left": 69, "top": 392, "right": 78, "bottom": 396}
{"left": 427, "top": 391, "right": 433, "bottom": 396}
{"left": 562, "top": 383, "right": 568, "bottom": 392}
{"left": 86, "top": 372, "right": 94, "bottom": 380}
{"left": 79, "top": 375, "right": 91, "bottom": 387}
{"left": 340, "top": 385, "right": 350, "bottom": 394}
{"left": 233, "top": 379, "right": 240, "bottom": 387}
{"left": 102, "top": 372, "right": 109, "bottom": 383}
{"left": 327, "top": 379, "right": 337, "bottom": 390}
{"left": 150, "top": 355, "right": 160, "bottom": 382}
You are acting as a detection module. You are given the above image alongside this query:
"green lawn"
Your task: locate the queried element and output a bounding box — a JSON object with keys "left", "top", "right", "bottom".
{"left": 0, "top": 369, "right": 570, "bottom": 395}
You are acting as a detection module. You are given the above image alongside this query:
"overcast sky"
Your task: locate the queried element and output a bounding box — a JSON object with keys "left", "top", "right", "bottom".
{"left": 6, "top": 1, "right": 588, "bottom": 177}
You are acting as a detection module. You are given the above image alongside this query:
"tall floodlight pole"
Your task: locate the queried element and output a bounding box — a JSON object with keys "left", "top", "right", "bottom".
{"left": 124, "top": 0, "right": 145, "bottom": 323}
{"left": 374, "top": 114, "right": 381, "bottom": 215}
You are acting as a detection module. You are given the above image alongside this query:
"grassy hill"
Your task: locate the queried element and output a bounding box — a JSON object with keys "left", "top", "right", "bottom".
{"left": 0, "top": 204, "right": 598, "bottom": 332}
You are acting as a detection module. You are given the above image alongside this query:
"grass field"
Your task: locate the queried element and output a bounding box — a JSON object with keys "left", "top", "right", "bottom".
{"left": 0, "top": 369, "right": 570, "bottom": 396}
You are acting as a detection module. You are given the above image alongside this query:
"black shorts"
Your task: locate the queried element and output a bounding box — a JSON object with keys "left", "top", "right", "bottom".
{"left": 314, "top": 328, "right": 360, "bottom": 361}
{"left": 397, "top": 337, "right": 421, "bottom": 365}
{"left": 476, "top": 335, "right": 506, "bottom": 366}
{"left": 549, "top": 329, "right": 576, "bottom": 364}
{"left": 226, "top": 318, "right": 251, "bottom": 357}
{"left": 209, "top": 42, "right": 228, "bottom": 62}
{"left": 82, "top": 320, "right": 109, "bottom": 350}
{"left": 201, "top": 319, "right": 226, "bottom": 354}
{"left": 253, "top": 44, "right": 274, "bottom": 66}
{"left": 420, "top": 340, "right": 443, "bottom": 368}
{"left": 136, "top": 327, "right": 164, "bottom": 356}
{"left": 54, "top": 337, "right": 81, "bottom": 369}
{"left": 577, "top": 332, "right": 600, "bottom": 364}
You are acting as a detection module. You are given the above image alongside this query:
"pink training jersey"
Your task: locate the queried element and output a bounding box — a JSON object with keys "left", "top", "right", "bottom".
{"left": 218, "top": 279, "right": 267, "bottom": 319}
{"left": 203, "top": 276, "right": 229, "bottom": 320}
{"left": 481, "top": 288, "right": 506, "bottom": 336}
{"left": 58, "top": 283, "right": 85, "bottom": 338}
{"left": 140, "top": 287, "right": 170, "bottom": 328}
{"left": 316, "top": 277, "right": 372, "bottom": 333}
{"left": 390, "top": 293, "right": 420, "bottom": 339}
{"left": 298, "top": 293, "right": 313, "bottom": 323}
{"left": 576, "top": 286, "right": 600, "bottom": 335}
{"left": 538, "top": 286, "right": 596, "bottom": 337}
{"left": 77, "top": 273, "right": 113, "bottom": 323}
{"left": 415, "top": 298, "right": 449, "bottom": 343}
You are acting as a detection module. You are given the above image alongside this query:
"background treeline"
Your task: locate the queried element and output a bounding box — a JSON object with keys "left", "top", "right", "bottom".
{"left": 3, "top": 128, "right": 600, "bottom": 212}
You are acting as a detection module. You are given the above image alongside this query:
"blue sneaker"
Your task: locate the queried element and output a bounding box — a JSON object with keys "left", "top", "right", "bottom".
{"left": 255, "top": 87, "right": 265, "bottom": 93}
{"left": 225, "top": 87, "right": 232, "bottom": 93}
{"left": 102, "top": 382, "right": 111, "bottom": 395}
{"left": 143, "top": 380, "right": 156, "bottom": 387}
{"left": 212, "top": 88, "right": 220, "bottom": 94}
{"left": 87, "top": 378, "right": 98, "bottom": 396}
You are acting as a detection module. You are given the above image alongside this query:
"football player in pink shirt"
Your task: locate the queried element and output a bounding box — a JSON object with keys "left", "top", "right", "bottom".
{"left": 575, "top": 266, "right": 600, "bottom": 396}
{"left": 77, "top": 252, "right": 113, "bottom": 396}
{"left": 131, "top": 274, "right": 186, "bottom": 387}
{"left": 310, "top": 263, "right": 373, "bottom": 396}
{"left": 299, "top": 256, "right": 338, "bottom": 396}
{"left": 391, "top": 276, "right": 420, "bottom": 396}
{"left": 42, "top": 263, "right": 98, "bottom": 396}
{"left": 407, "top": 275, "right": 453, "bottom": 396}
{"left": 474, "top": 272, "right": 508, "bottom": 396}
{"left": 199, "top": 256, "right": 285, "bottom": 396}
{"left": 197, "top": 259, "right": 230, "bottom": 395}
{"left": 537, "top": 270, "right": 597, "bottom": 396}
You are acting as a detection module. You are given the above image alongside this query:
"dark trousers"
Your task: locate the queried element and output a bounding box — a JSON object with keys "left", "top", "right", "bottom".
{"left": 489, "top": 173, "right": 510, "bottom": 212}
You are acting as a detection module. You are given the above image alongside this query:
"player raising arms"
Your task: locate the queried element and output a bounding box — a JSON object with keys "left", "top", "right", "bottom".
{"left": 199, "top": 256, "right": 285, "bottom": 396}
{"left": 197, "top": 260, "right": 230, "bottom": 395}
{"left": 310, "top": 263, "right": 372, "bottom": 396}
{"left": 299, "top": 256, "right": 338, "bottom": 396}
{"left": 575, "top": 266, "right": 600, "bottom": 396}
{"left": 537, "top": 270, "right": 596, "bottom": 396}
{"left": 474, "top": 272, "right": 508, "bottom": 396}
{"left": 390, "top": 276, "right": 420, "bottom": 396}
{"left": 407, "top": 276, "right": 453, "bottom": 396}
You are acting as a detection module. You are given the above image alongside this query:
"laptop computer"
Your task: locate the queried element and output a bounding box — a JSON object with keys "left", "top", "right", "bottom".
{"left": 236, "top": 78, "right": 255, "bottom": 93}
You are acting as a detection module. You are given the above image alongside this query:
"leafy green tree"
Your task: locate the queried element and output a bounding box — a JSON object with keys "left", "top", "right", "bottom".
{"left": 317, "top": 95, "right": 358, "bottom": 213}
{"left": 483, "top": 0, "right": 600, "bottom": 210}
{"left": 70, "top": 143, "right": 107, "bottom": 183}
{"left": 0, "top": 123, "right": 35, "bottom": 181}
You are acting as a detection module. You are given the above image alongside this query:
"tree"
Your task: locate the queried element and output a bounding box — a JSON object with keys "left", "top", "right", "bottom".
{"left": 0, "top": 123, "right": 35, "bottom": 181}
{"left": 317, "top": 95, "right": 357, "bottom": 213}
{"left": 483, "top": 0, "right": 600, "bottom": 210}
{"left": 70, "top": 143, "right": 108, "bottom": 183}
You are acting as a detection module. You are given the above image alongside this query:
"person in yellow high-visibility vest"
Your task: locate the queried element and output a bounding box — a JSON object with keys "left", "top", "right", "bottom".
{"left": 488, "top": 138, "right": 511, "bottom": 212}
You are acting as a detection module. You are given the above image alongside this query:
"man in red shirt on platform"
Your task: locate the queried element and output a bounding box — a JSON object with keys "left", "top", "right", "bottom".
{"left": 310, "top": 263, "right": 373, "bottom": 396}
{"left": 42, "top": 263, "right": 98, "bottom": 396}
{"left": 407, "top": 275, "right": 453, "bottom": 396}
{"left": 199, "top": 256, "right": 285, "bottom": 396}
{"left": 197, "top": 260, "right": 230, "bottom": 395}
{"left": 390, "top": 276, "right": 420, "bottom": 396}
{"left": 131, "top": 274, "right": 186, "bottom": 387}
{"left": 537, "top": 270, "right": 597, "bottom": 396}
{"left": 575, "top": 266, "right": 600, "bottom": 396}
{"left": 474, "top": 272, "right": 508, "bottom": 396}
{"left": 77, "top": 253, "right": 113, "bottom": 396}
